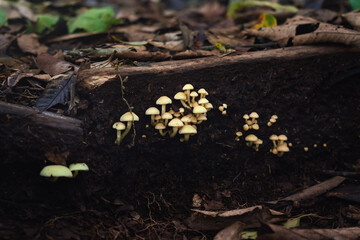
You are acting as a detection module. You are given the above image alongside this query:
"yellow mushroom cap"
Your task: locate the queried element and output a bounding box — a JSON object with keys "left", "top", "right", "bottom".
{"left": 249, "top": 112, "right": 259, "bottom": 119}
{"left": 269, "top": 134, "right": 278, "bottom": 141}
{"left": 254, "top": 139, "right": 263, "bottom": 145}
{"left": 218, "top": 106, "right": 224, "bottom": 111}
{"left": 198, "top": 88, "right": 208, "bottom": 95}
{"left": 193, "top": 106, "right": 207, "bottom": 114}
{"left": 156, "top": 96, "right": 172, "bottom": 105}
{"left": 145, "top": 107, "right": 160, "bottom": 115}
{"left": 204, "top": 103, "right": 213, "bottom": 110}
{"left": 236, "top": 131, "right": 243, "bottom": 137}
{"left": 252, "top": 124, "right": 259, "bottom": 130}
{"left": 155, "top": 123, "right": 166, "bottom": 130}
{"left": 179, "top": 125, "right": 197, "bottom": 134}
{"left": 277, "top": 143, "right": 290, "bottom": 152}
{"left": 197, "top": 115, "right": 207, "bottom": 121}
{"left": 278, "top": 134, "right": 288, "bottom": 141}
{"left": 120, "top": 112, "right": 139, "bottom": 122}
{"left": 162, "top": 112, "right": 173, "bottom": 120}
{"left": 198, "top": 98, "right": 209, "bottom": 105}
{"left": 271, "top": 115, "right": 278, "bottom": 120}
{"left": 181, "top": 116, "right": 191, "bottom": 123}
{"left": 179, "top": 108, "right": 185, "bottom": 113}
{"left": 269, "top": 118, "right": 276, "bottom": 123}
{"left": 223, "top": 103, "right": 228, "bottom": 108}
{"left": 113, "top": 122, "right": 126, "bottom": 130}
{"left": 182, "top": 84, "right": 194, "bottom": 91}
{"left": 245, "top": 134, "right": 258, "bottom": 142}
{"left": 168, "top": 118, "right": 184, "bottom": 127}
{"left": 243, "top": 114, "right": 249, "bottom": 120}
{"left": 69, "top": 163, "right": 89, "bottom": 172}
{"left": 40, "top": 165, "right": 73, "bottom": 178}
{"left": 154, "top": 115, "right": 161, "bottom": 121}
{"left": 174, "top": 92, "right": 186, "bottom": 100}
{"left": 190, "top": 91, "right": 198, "bottom": 97}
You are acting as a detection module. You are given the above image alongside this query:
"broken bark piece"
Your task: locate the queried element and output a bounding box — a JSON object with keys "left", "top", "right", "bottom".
{"left": 268, "top": 176, "right": 346, "bottom": 204}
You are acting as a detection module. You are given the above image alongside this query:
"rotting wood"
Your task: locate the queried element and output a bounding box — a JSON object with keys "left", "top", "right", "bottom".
{"left": 78, "top": 45, "right": 360, "bottom": 90}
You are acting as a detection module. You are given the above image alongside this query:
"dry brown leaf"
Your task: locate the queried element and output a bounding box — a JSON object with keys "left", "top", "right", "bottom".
{"left": 45, "top": 150, "right": 69, "bottom": 165}
{"left": 214, "top": 222, "right": 244, "bottom": 240}
{"left": 17, "top": 34, "right": 48, "bottom": 55}
{"left": 187, "top": 206, "right": 285, "bottom": 231}
{"left": 36, "top": 53, "right": 74, "bottom": 76}
{"left": 7, "top": 69, "right": 40, "bottom": 87}
{"left": 206, "top": 30, "right": 252, "bottom": 47}
{"left": 342, "top": 11, "right": 360, "bottom": 30}
{"left": 257, "top": 223, "right": 360, "bottom": 240}
{"left": 149, "top": 40, "right": 185, "bottom": 51}
{"left": 246, "top": 16, "right": 360, "bottom": 47}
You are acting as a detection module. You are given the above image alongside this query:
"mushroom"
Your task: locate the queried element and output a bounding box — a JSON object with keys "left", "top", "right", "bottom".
{"left": 198, "top": 98, "right": 209, "bottom": 106}
{"left": 113, "top": 122, "right": 126, "bottom": 145}
{"left": 252, "top": 123, "right": 259, "bottom": 130}
{"left": 243, "top": 114, "right": 250, "bottom": 122}
{"left": 145, "top": 107, "right": 160, "bottom": 126}
{"left": 182, "top": 84, "right": 194, "bottom": 104}
{"left": 193, "top": 105, "right": 207, "bottom": 118}
{"left": 174, "top": 92, "right": 190, "bottom": 109}
{"left": 278, "top": 134, "right": 288, "bottom": 145}
{"left": 168, "top": 118, "right": 184, "bottom": 138}
{"left": 156, "top": 96, "right": 172, "bottom": 115}
{"left": 245, "top": 134, "right": 258, "bottom": 147}
{"left": 198, "top": 88, "right": 208, "bottom": 99}
{"left": 162, "top": 112, "right": 173, "bottom": 126}
{"left": 249, "top": 112, "right": 259, "bottom": 124}
{"left": 120, "top": 112, "right": 140, "bottom": 142}
{"left": 277, "top": 143, "right": 289, "bottom": 157}
{"left": 267, "top": 118, "right": 276, "bottom": 127}
{"left": 218, "top": 106, "right": 224, "bottom": 112}
{"left": 254, "top": 139, "right": 263, "bottom": 151}
{"left": 235, "top": 131, "right": 243, "bottom": 141}
{"left": 271, "top": 115, "right": 278, "bottom": 120}
{"left": 204, "top": 103, "right": 213, "bottom": 111}
{"left": 190, "top": 91, "right": 198, "bottom": 105}
{"left": 222, "top": 110, "right": 227, "bottom": 115}
{"left": 40, "top": 165, "right": 73, "bottom": 181}
{"left": 243, "top": 124, "right": 250, "bottom": 131}
{"left": 155, "top": 122, "right": 167, "bottom": 136}
{"left": 269, "top": 134, "right": 278, "bottom": 148}
{"left": 179, "top": 125, "right": 197, "bottom": 141}
{"left": 69, "top": 163, "right": 89, "bottom": 177}
{"left": 181, "top": 116, "right": 191, "bottom": 125}
{"left": 196, "top": 114, "right": 207, "bottom": 124}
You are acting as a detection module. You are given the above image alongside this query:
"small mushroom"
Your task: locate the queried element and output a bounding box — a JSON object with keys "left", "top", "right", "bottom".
{"left": 69, "top": 163, "right": 89, "bottom": 177}
{"left": 182, "top": 84, "right": 194, "bottom": 104}
{"left": 245, "top": 134, "right": 258, "bottom": 147}
{"left": 235, "top": 131, "right": 243, "bottom": 141}
{"left": 243, "top": 124, "right": 250, "bottom": 131}
{"left": 174, "top": 92, "right": 190, "bottom": 109}
{"left": 196, "top": 114, "right": 207, "bottom": 124}
{"left": 218, "top": 106, "right": 224, "bottom": 112}
{"left": 181, "top": 116, "right": 191, "bottom": 125}
{"left": 271, "top": 115, "right": 278, "bottom": 120}
{"left": 193, "top": 105, "right": 207, "bottom": 118}
{"left": 113, "top": 122, "right": 126, "bottom": 145}
{"left": 198, "top": 88, "right": 208, "bottom": 99}
{"left": 198, "top": 98, "right": 209, "bottom": 106}
{"left": 190, "top": 91, "right": 198, "bottom": 105}
{"left": 162, "top": 112, "right": 173, "bottom": 126}
{"left": 145, "top": 107, "right": 160, "bottom": 126}
{"left": 269, "top": 134, "right": 278, "bottom": 148}
{"left": 155, "top": 122, "right": 167, "bottom": 136}
{"left": 243, "top": 114, "right": 250, "bottom": 122}
{"left": 179, "top": 125, "right": 197, "bottom": 141}
{"left": 277, "top": 143, "right": 289, "bottom": 157}
{"left": 40, "top": 165, "right": 73, "bottom": 181}
{"left": 204, "top": 103, "right": 213, "bottom": 111}
{"left": 249, "top": 112, "right": 259, "bottom": 124}
{"left": 278, "top": 134, "right": 288, "bottom": 145}
{"left": 120, "top": 112, "right": 140, "bottom": 142}
{"left": 254, "top": 139, "right": 263, "bottom": 151}
{"left": 267, "top": 118, "right": 276, "bottom": 127}
{"left": 156, "top": 96, "right": 172, "bottom": 115}
{"left": 252, "top": 123, "right": 259, "bottom": 130}
{"left": 168, "top": 118, "right": 184, "bottom": 138}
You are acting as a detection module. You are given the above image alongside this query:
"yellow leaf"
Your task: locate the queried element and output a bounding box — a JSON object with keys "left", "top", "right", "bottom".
{"left": 252, "top": 13, "right": 277, "bottom": 29}
{"left": 215, "top": 42, "right": 227, "bottom": 51}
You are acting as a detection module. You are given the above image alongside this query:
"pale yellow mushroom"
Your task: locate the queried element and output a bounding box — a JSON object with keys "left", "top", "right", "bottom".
{"left": 40, "top": 165, "right": 73, "bottom": 181}
{"left": 113, "top": 122, "right": 126, "bottom": 145}
{"left": 198, "top": 88, "right": 208, "bottom": 99}
{"left": 162, "top": 112, "right": 173, "bottom": 126}
{"left": 69, "top": 163, "right": 89, "bottom": 178}
{"left": 245, "top": 134, "right": 258, "bottom": 147}
{"left": 168, "top": 118, "right": 184, "bottom": 138}
{"left": 277, "top": 143, "right": 289, "bottom": 157}
{"left": 145, "top": 107, "right": 160, "bottom": 126}
{"left": 269, "top": 134, "right": 278, "bottom": 148}
{"left": 179, "top": 125, "right": 197, "bottom": 141}
{"left": 278, "top": 134, "right": 288, "bottom": 145}
{"left": 120, "top": 112, "right": 140, "bottom": 142}
{"left": 155, "top": 122, "right": 167, "bottom": 136}
{"left": 254, "top": 139, "right": 263, "bottom": 151}
{"left": 249, "top": 112, "right": 259, "bottom": 124}
{"left": 182, "top": 84, "right": 194, "bottom": 104}
{"left": 174, "top": 92, "right": 190, "bottom": 109}
{"left": 204, "top": 103, "right": 213, "bottom": 111}
{"left": 156, "top": 96, "right": 172, "bottom": 115}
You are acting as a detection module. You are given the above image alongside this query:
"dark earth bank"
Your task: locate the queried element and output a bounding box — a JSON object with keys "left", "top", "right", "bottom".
{"left": 0, "top": 46, "right": 360, "bottom": 239}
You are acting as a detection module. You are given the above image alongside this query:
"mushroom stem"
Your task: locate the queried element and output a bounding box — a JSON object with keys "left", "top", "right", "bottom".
{"left": 271, "top": 140, "right": 277, "bottom": 148}
{"left": 169, "top": 127, "right": 179, "bottom": 138}
{"left": 159, "top": 129, "right": 167, "bottom": 136}
{"left": 161, "top": 105, "right": 166, "bottom": 115}
{"left": 185, "top": 90, "right": 190, "bottom": 105}
{"left": 120, "top": 122, "right": 132, "bottom": 142}
{"left": 183, "top": 134, "right": 190, "bottom": 141}
{"left": 180, "top": 100, "right": 191, "bottom": 109}
{"left": 72, "top": 171, "right": 79, "bottom": 178}
{"left": 150, "top": 116, "right": 155, "bottom": 126}
{"left": 49, "top": 177, "right": 59, "bottom": 182}
{"left": 277, "top": 152, "right": 285, "bottom": 157}
{"left": 115, "top": 130, "right": 122, "bottom": 145}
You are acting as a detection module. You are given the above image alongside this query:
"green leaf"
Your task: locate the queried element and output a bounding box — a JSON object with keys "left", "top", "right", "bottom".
{"left": 34, "top": 14, "right": 59, "bottom": 34}
{"left": 252, "top": 13, "right": 277, "bottom": 29}
{"left": 67, "top": 7, "right": 121, "bottom": 33}
{"left": 215, "top": 42, "right": 227, "bottom": 51}
{"left": 350, "top": 0, "right": 360, "bottom": 10}
{"left": 283, "top": 213, "right": 318, "bottom": 229}
{"left": 0, "top": 9, "right": 8, "bottom": 27}
{"left": 241, "top": 230, "right": 258, "bottom": 239}
{"left": 227, "top": 0, "right": 298, "bottom": 18}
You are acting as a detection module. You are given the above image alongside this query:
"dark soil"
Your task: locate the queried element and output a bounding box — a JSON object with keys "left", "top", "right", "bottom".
{"left": 0, "top": 48, "right": 360, "bottom": 239}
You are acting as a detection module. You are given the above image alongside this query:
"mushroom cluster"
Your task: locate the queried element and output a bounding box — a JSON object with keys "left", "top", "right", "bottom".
{"left": 145, "top": 84, "right": 213, "bottom": 141}
{"left": 243, "top": 112, "right": 259, "bottom": 131}
{"left": 40, "top": 163, "right": 89, "bottom": 181}
{"left": 245, "top": 134, "right": 263, "bottom": 151}
{"left": 218, "top": 103, "right": 227, "bottom": 115}
{"left": 269, "top": 134, "right": 290, "bottom": 157}
{"left": 113, "top": 111, "right": 139, "bottom": 145}
{"left": 267, "top": 115, "right": 278, "bottom": 127}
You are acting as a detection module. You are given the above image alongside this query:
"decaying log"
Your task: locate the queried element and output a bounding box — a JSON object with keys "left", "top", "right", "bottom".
{"left": 78, "top": 45, "right": 360, "bottom": 90}
{"left": 0, "top": 101, "right": 83, "bottom": 161}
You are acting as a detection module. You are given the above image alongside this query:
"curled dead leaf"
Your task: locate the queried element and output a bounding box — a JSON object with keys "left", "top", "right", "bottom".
{"left": 17, "top": 34, "right": 48, "bottom": 55}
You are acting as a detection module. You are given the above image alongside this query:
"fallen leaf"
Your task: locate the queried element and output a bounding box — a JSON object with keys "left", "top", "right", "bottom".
{"left": 0, "top": 34, "right": 16, "bottom": 53}
{"left": 45, "top": 150, "right": 69, "bottom": 165}
{"left": 246, "top": 16, "right": 360, "bottom": 47}
{"left": 149, "top": 40, "right": 185, "bottom": 51}
{"left": 252, "top": 13, "right": 277, "bottom": 29}
{"left": 36, "top": 53, "right": 74, "bottom": 76}
{"left": 342, "top": 11, "right": 360, "bottom": 30}
{"left": 214, "top": 222, "right": 244, "bottom": 240}
{"left": 17, "top": 34, "right": 48, "bottom": 55}
{"left": 12, "top": 1, "right": 37, "bottom": 21}
{"left": 35, "top": 72, "right": 76, "bottom": 111}
{"left": 326, "top": 185, "right": 360, "bottom": 203}
{"left": 7, "top": 69, "right": 40, "bottom": 87}
{"left": 283, "top": 214, "right": 318, "bottom": 229}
